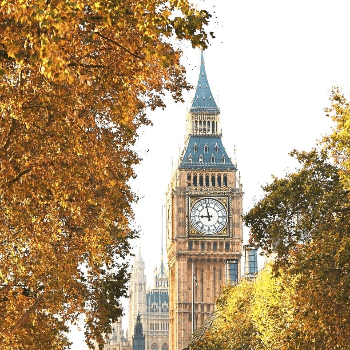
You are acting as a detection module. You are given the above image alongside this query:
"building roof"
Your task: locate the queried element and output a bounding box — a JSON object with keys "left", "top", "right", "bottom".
{"left": 190, "top": 51, "right": 220, "bottom": 114}
{"left": 179, "top": 135, "right": 236, "bottom": 171}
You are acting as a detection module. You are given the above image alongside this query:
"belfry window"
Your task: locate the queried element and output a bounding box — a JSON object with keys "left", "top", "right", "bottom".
{"left": 213, "top": 242, "right": 217, "bottom": 251}
{"left": 205, "top": 174, "right": 210, "bottom": 186}
{"left": 201, "top": 242, "right": 205, "bottom": 250}
{"left": 204, "top": 145, "right": 209, "bottom": 153}
{"left": 217, "top": 175, "right": 221, "bottom": 187}
{"left": 225, "top": 242, "right": 230, "bottom": 251}
{"left": 193, "top": 174, "right": 197, "bottom": 186}
{"left": 223, "top": 175, "right": 228, "bottom": 187}
{"left": 199, "top": 174, "right": 203, "bottom": 186}
{"left": 211, "top": 175, "right": 215, "bottom": 187}
{"left": 188, "top": 242, "right": 193, "bottom": 251}
{"left": 194, "top": 143, "right": 198, "bottom": 153}
{"left": 187, "top": 174, "right": 191, "bottom": 187}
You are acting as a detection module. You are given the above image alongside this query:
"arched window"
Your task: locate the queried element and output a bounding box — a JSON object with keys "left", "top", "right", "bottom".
{"left": 213, "top": 242, "right": 217, "bottom": 250}
{"left": 222, "top": 155, "right": 226, "bottom": 163}
{"left": 204, "top": 145, "right": 209, "bottom": 153}
{"left": 199, "top": 174, "right": 203, "bottom": 186}
{"left": 188, "top": 154, "right": 192, "bottom": 163}
{"left": 199, "top": 155, "right": 203, "bottom": 163}
{"left": 214, "top": 144, "right": 219, "bottom": 153}
{"left": 205, "top": 174, "right": 209, "bottom": 186}
{"left": 211, "top": 175, "right": 216, "bottom": 187}
{"left": 201, "top": 242, "right": 205, "bottom": 250}
{"left": 212, "top": 121, "right": 215, "bottom": 134}
{"left": 151, "top": 344, "right": 158, "bottom": 350}
{"left": 207, "top": 242, "right": 211, "bottom": 250}
{"left": 194, "top": 143, "right": 198, "bottom": 153}
{"left": 223, "top": 175, "right": 227, "bottom": 187}
{"left": 193, "top": 174, "right": 197, "bottom": 186}
{"left": 188, "top": 242, "right": 193, "bottom": 251}
{"left": 211, "top": 155, "right": 215, "bottom": 163}
{"left": 225, "top": 242, "right": 230, "bottom": 251}
{"left": 187, "top": 174, "right": 191, "bottom": 187}
{"left": 217, "top": 175, "right": 221, "bottom": 187}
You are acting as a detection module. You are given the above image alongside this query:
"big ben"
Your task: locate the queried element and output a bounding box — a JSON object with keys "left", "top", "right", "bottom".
{"left": 166, "top": 51, "right": 243, "bottom": 350}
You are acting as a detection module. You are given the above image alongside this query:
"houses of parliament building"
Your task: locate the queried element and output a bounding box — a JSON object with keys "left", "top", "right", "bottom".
{"left": 102, "top": 52, "right": 257, "bottom": 350}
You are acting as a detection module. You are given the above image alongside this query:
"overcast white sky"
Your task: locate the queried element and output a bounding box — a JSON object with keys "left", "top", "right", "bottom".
{"left": 69, "top": 1, "right": 350, "bottom": 348}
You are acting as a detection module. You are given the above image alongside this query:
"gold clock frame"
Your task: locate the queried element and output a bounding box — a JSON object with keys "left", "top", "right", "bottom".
{"left": 187, "top": 196, "right": 230, "bottom": 238}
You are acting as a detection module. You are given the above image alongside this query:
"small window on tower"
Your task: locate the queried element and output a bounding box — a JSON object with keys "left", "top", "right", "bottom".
{"left": 217, "top": 175, "right": 221, "bottom": 187}
{"left": 188, "top": 242, "right": 193, "bottom": 251}
{"left": 223, "top": 175, "right": 227, "bottom": 187}
{"left": 204, "top": 145, "right": 209, "bottom": 153}
{"left": 194, "top": 144, "right": 198, "bottom": 153}
{"left": 187, "top": 174, "right": 191, "bottom": 187}
{"left": 213, "top": 242, "right": 217, "bottom": 250}
{"left": 211, "top": 155, "right": 215, "bottom": 164}
{"left": 199, "top": 155, "right": 203, "bottom": 164}
{"left": 201, "top": 242, "right": 205, "bottom": 250}
{"left": 188, "top": 154, "right": 192, "bottom": 163}
{"left": 222, "top": 155, "right": 226, "bottom": 164}
{"left": 193, "top": 175, "right": 197, "bottom": 186}
{"left": 214, "top": 144, "right": 219, "bottom": 153}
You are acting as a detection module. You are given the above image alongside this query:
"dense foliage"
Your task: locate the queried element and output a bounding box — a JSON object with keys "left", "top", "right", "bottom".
{"left": 0, "top": 0, "right": 211, "bottom": 348}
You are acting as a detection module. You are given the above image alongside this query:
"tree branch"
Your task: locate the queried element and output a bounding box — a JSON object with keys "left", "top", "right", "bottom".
{"left": 1, "top": 167, "right": 33, "bottom": 189}
{"left": 95, "top": 32, "right": 145, "bottom": 60}
{"left": 0, "top": 293, "right": 44, "bottom": 347}
{"left": 2, "top": 117, "right": 17, "bottom": 151}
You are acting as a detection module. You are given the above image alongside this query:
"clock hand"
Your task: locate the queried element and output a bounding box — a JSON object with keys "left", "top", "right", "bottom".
{"left": 206, "top": 207, "right": 211, "bottom": 221}
{"left": 200, "top": 213, "right": 213, "bottom": 220}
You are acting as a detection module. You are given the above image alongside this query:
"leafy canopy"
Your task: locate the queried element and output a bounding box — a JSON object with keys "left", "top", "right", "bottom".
{"left": 0, "top": 0, "right": 211, "bottom": 348}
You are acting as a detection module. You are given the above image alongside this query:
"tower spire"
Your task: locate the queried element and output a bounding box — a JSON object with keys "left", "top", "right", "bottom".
{"left": 190, "top": 50, "right": 220, "bottom": 115}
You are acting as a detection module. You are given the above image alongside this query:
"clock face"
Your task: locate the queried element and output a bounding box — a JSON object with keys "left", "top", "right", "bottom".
{"left": 190, "top": 198, "right": 227, "bottom": 235}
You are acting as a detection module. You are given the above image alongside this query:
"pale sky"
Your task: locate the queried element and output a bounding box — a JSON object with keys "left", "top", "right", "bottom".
{"left": 69, "top": 1, "right": 350, "bottom": 348}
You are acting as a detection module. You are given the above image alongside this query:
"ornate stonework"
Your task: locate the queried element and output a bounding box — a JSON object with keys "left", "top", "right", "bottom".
{"left": 128, "top": 248, "right": 147, "bottom": 343}
{"left": 166, "top": 52, "right": 243, "bottom": 350}
{"left": 103, "top": 317, "right": 131, "bottom": 350}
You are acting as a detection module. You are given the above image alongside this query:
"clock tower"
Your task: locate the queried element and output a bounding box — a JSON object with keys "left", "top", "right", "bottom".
{"left": 166, "top": 51, "right": 243, "bottom": 350}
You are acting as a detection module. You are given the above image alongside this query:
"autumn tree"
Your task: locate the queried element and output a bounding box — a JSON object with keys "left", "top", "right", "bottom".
{"left": 188, "top": 280, "right": 262, "bottom": 350}
{"left": 325, "top": 88, "right": 350, "bottom": 189}
{"left": 245, "top": 148, "right": 350, "bottom": 348}
{"left": 0, "top": 1, "right": 211, "bottom": 348}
